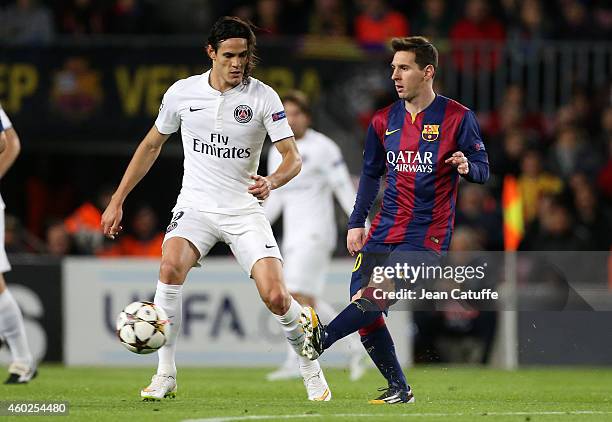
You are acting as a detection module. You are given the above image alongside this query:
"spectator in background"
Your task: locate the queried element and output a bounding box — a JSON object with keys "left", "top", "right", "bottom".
{"left": 489, "top": 129, "right": 527, "bottom": 178}
{"left": 597, "top": 136, "right": 612, "bottom": 201}
{"left": 592, "top": 0, "right": 612, "bottom": 39}
{"left": 572, "top": 184, "right": 612, "bottom": 250}
{"left": 518, "top": 149, "right": 563, "bottom": 223}
{"left": 482, "top": 84, "right": 543, "bottom": 140}
{"left": 107, "top": 0, "right": 145, "bottom": 34}
{"left": 307, "top": 0, "right": 350, "bottom": 37}
{"left": 0, "top": 0, "right": 54, "bottom": 44}
{"left": 519, "top": 197, "right": 587, "bottom": 251}
{"left": 553, "top": 89, "right": 594, "bottom": 133}
{"left": 253, "top": 0, "right": 282, "bottom": 36}
{"left": 555, "top": 0, "right": 593, "bottom": 40}
{"left": 64, "top": 186, "right": 112, "bottom": 254}
{"left": 497, "top": 0, "right": 520, "bottom": 26}
{"left": 455, "top": 184, "right": 503, "bottom": 250}
{"left": 508, "top": 0, "right": 551, "bottom": 45}
{"left": 548, "top": 126, "right": 598, "bottom": 180}
{"left": 354, "top": 0, "right": 409, "bottom": 50}
{"left": 45, "top": 220, "right": 74, "bottom": 256}
{"left": 450, "top": 0, "right": 506, "bottom": 72}
{"left": 59, "top": 0, "right": 105, "bottom": 34}
{"left": 595, "top": 105, "right": 612, "bottom": 153}
{"left": 4, "top": 214, "right": 30, "bottom": 253}
{"left": 411, "top": 0, "right": 452, "bottom": 40}
{"left": 98, "top": 204, "right": 163, "bottom": 257}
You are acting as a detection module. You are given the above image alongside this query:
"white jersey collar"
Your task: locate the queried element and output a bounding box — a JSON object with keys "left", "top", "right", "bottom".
{"left": 203, "top": 69, "right": 247, "bottom": 96}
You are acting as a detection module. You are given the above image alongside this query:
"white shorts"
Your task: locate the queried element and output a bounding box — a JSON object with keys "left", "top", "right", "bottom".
{"left": 282, "top": 241, "right": 332, "bottom": 297}
{"left": 0, "top": 209, "right": 11, "bottom": 273}
{"left": 163, "top": 208, "right": 282, "bottom": 276}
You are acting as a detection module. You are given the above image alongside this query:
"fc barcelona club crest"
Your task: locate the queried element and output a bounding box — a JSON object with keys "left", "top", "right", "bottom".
{"left": 234, "top": 105, "right": 253, "bottom": 123}
{"left": 422, "top": 124, "right": 440, "bottom": 142}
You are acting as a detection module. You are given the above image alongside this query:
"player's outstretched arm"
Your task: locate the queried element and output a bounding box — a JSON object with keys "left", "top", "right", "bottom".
{"left": 0, "top": 127, "right": 20, "bottom": 178}
{"left": 249, "top": 137, "right": 301, "bottom": 200}
{"left": 101, "top": 125, "right": 170, "bottom": 239}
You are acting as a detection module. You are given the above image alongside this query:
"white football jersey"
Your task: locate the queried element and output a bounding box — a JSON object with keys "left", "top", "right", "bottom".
{"left": 265, "top": 128, "right": 356, "bottom": 251}
{"left": 0, "top": 102, "right": 12, "bottom": 210}
{"left": 155, "top": 70, "right": 293, "bottom": 215}
{"left": 0, "top": 104, "right": 12, "bottom": 131}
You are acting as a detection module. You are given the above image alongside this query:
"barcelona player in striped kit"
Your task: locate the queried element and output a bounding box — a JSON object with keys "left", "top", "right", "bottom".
{"left": 300, "top": 36, "right": 489, "bottom": 404}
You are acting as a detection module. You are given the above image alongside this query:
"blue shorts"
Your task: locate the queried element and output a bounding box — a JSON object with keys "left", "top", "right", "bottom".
{"left": 349, "top": 242, "right": 441, "bottom": 299}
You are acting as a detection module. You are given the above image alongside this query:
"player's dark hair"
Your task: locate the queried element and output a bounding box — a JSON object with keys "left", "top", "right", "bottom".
{"left": 282, "top": 90, "right": 311, "bottom": 117}
{"left": 207, "top": 16, "right": 258, "bottom": 83}
{"left": 391, "top": 36, "right": 438, "bottom": 72}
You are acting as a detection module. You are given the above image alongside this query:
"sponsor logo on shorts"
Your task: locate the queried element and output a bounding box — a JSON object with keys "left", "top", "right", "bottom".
{"left": 265, "top": 244, "right": 276, "bottom": 249}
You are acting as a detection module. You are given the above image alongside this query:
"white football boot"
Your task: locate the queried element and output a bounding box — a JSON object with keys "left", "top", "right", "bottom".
{"left": 141, "top": 374, "right": 177, "bottom": 401}
{"left": 303, "top": 369, "right": 332, "bottom": 401}
{"left": 4, "top": 362, "right": 37, "bottom": 384}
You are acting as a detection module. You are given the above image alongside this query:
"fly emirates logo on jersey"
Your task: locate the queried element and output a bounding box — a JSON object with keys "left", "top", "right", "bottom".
{"left": 387, "top": 150, "right": 433, "bottom": 173}
{"left": 192, "top": 133, "right": 252, "bottom": 159}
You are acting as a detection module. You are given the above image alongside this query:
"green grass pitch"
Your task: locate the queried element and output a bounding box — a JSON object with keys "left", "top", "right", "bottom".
{"left": 1, "top": 365, "right": 611, "bottom": 421}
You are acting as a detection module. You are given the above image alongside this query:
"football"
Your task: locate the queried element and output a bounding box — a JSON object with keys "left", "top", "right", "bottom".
{"left": 116, "top": 301, "right": 169, "bottom": 354}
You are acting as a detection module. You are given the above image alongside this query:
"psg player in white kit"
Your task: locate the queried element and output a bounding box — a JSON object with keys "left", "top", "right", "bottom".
{"left": 0, "top": 103, "right": 36, "bottom": 384}
{"left": 101, "top": 17, "right": 331, "bottom": 401}
{"left": 265, "top": 91, "right": 368, "bottom": 381}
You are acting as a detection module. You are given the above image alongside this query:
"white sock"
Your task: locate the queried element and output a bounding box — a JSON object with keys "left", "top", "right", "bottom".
{"left": 274, "top": 298, "right": 320, "bottom": 377}
{"left": 317, "top": 299, "right": 362, "bottom": 355}
{"left": 0, "top": 289, "right": 33, "bottom": 367}
{"left": 154, "top": 281, "right": 183, "bottom": 377}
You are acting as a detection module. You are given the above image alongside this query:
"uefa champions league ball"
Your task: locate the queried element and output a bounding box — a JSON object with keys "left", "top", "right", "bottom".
{"left": 116, "top": 301, "right": 169, "bottom": 354}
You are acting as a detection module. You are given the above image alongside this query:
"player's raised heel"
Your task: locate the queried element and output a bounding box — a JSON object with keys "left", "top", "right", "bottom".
{"left": 141, "top": 374, "right": 177, "bottom": 401}
{"left": 300, "top": 306, "right": 324, "bottom": 360}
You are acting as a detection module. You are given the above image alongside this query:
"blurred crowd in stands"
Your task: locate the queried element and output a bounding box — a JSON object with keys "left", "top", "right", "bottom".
{"left": 1, "top": 0, "right": 611, "bottom": 44}
{"left": 1, "top": 0, "right": 611, "bottom": 259}
{"left": 4, "top": 82, "right": 610, "bottom": 258}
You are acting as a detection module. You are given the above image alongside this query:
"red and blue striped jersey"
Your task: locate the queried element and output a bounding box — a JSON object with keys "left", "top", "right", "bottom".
{"left": 348, "top": 95, "right": 489, "bottom": 253}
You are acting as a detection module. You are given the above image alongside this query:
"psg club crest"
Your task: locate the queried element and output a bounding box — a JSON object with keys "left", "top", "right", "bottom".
{"left": 422, "top": 124, "right": 440, "bottom": 142}
{"left": 234, "top": 105, "right": 253, "bottom": 123}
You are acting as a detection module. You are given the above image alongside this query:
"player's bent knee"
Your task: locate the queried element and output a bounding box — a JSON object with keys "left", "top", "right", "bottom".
{"left": 263, "top": 288, "right": 290, "bottom": 315}
{"left": 159, "top": 260, "right": 187, "bottom": 284}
